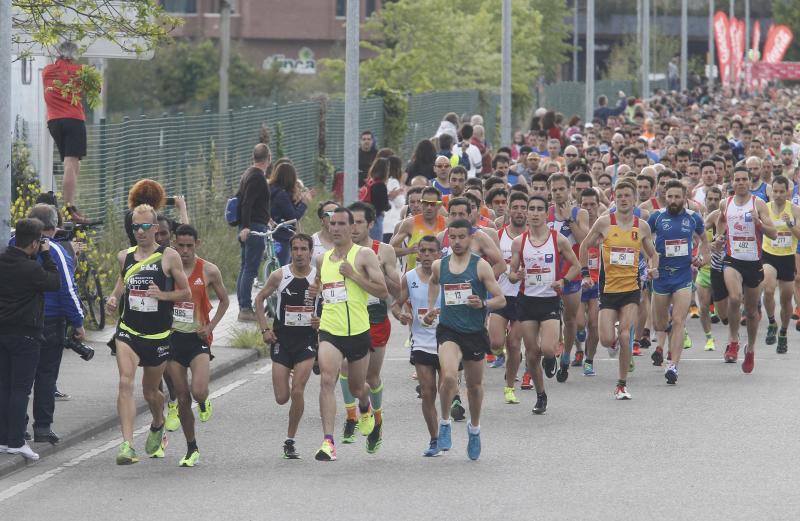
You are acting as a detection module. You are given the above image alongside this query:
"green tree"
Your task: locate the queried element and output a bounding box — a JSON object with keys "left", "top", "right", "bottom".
{"left": 773, "top": 0, "right": 800, "bottom": 62}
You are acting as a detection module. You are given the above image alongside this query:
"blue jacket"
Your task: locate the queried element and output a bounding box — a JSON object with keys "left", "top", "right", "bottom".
{"left": 8, "top": 237, "right": 84, "bottom": 328}
{"left": 269, "top": 186, "right": 307, "bottom": 242}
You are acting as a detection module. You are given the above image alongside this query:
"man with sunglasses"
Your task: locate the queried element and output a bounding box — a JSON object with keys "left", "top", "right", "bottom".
{"left": 432, "top": 156, "right": 452, "bottom": 195}
{"left": 312, "top": 200, "right": 339, "bottom": 263}
{"left": 391, "top": 187, "right": 447, "bottom": 272}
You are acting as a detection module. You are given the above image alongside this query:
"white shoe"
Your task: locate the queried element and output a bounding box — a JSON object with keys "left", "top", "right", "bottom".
{"left": 7, "top": 443, "right": 40, "bottom": 460}
{"left": 0, "top": 444, "right": 7, "bottom": 453}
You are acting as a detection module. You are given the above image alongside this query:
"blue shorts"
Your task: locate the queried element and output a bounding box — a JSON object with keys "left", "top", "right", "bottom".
{"left": 563, "top": 279, "right": 582, "bottom": 295}
{"left": 652, "top": 273, "right": 693, "bottom": 295}
{"left": 581, "top": 283, "right": 599, "bottom": 302}
{"left": 490, "top": 295, "right": 519, "bottom": 322}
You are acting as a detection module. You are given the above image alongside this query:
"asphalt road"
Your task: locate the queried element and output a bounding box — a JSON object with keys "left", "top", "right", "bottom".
{"left": 1, "top": 314, "right": 799, "bottom": 521}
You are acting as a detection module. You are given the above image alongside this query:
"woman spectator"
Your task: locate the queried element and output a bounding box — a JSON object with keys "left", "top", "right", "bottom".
{"left": 383, "top": 155, "right": 405, "bottom": 243}
{"left": 364, "top": 157, "right": 391, "bottom": 241}
{"left": 511, "top": 131, "right": 524, "bottom": 160}
{"left": 542, "top": 110, "right": 562, "bottom": 145}
{"left": 123, "top": 179, "right": 188, "bottom": 247}
{"left": 269, "top": 162, "right": 313, "bottom": 265}
{"left": 405, "top": 139, "right": 437, "bottom": 184}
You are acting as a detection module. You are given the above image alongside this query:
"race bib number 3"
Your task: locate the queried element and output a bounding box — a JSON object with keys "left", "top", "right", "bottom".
{"left": 772, "top": 232, "right": 792, "bottom": 249}
{"left": 285, "top": 306, "right": 314, "bottom": 327}
{"left": 417, "top": 308, "right": 439, "bottom": 328}
{"left": 664, "top": 239, "right": 689, "bottom": 257}
{"left": 444, "top": 283, "right": 472, "bottom": 306}
{"left": 128, "top": 290, "right": 158, "bottom": 313}
{"left": 609, "top": 247, "right": 635, "bottom": 266}
{"left": 322, "top": 281, "right": 347, "bottom": 304}
{"left": 172, "top": 302, "right": 195, "bottom": 323}
{"left": 731, "top": 236, "right": 757, "bottom": 255}
{"left": 526, "top": 267, "right": 554, "bottom": 286}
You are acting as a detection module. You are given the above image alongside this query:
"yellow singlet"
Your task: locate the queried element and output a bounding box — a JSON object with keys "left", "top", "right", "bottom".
{"left": 319, "top": 244, "right": 370, "bottom": 336}
{"left": 601, "top": 213, "right": 641, "bottom": 294}
{"left": 762, "top": 201, "right": 797, "bottom": 256}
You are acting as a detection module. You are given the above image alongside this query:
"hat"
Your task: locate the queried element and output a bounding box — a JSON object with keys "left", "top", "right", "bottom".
{"left": 570, "top": 134, "right": 584, "bottom": 143}
{"left": 534, "top": 107, "right": 547, "bottom": 118}
{"left": 584, "top": 122, "right": 594, "bottom": 129}
{"left": 795, "top": 123, "right": 800, "bottom": 133}
{"left": 599, "top": 144, "right": 610, "bottom": 153}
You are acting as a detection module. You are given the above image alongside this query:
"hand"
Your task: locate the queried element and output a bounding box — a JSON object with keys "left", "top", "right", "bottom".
{"left": 310, "top": 316, "right": 321, "bottom": 331}
{"left": 239, "top": 228, "right": 250, "bottom": 242}
{"left": 302, "top": 190, "right": 315, "bottom": 204}
{"left": 556, "top": 201, "right": 570, "bottom": 221}
{"left": 196, "top": 323, "right": 213, "bottom": 341}
{"left": 145, "top": 284, "right": 166, "bottom": 300}
{"left": 422, "top": 308, "right": 440, "bottom": 326}
{"left": 691, "top": 255, "right": 705, "bottom": 268}
{"left": 174, "top": 195, "right": 186, "bottom": 211}
{"left": 551, "top": 279, "right": 564, "bottom": 294}
{"left": 308, "top": 282, "right": 319, "bottom": 298}
{"left": 71, "top": 239, "right": 85, "bottom": 255}
{"left": 261, "top": 328, "right": 277, "bottom": 344}
{"left": 106, "top": 296, "right": 118, "bottom": 313}
{"left": 388, "top": 187, "right": 404, "bottom": 199}
{"left": 581, "top": 275, "right": 593, "bottom": 289}
{"left": 465, "top": 295, "right": 483, "bottom": 309}
{"left": 339, "top": 260, "right": 355, "bottom": 278}
{"left": 39, "top": 237, "right": 50, "bottom": 253}
{"left": 406, "top": 243, "right": 419, "bottom": 256}
{"left": 392, "top": 306, "right": 412, "bottom": 325}
{"left": 72, "top": 327, "right": 86, "bottom": 341}
{"left": 647, "top": 267, "right": 660, "bottom": 280}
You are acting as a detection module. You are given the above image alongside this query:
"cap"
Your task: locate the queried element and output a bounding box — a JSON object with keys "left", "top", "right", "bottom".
{"left": 599, "top": 144, "right": 610, "bottom": 153}
{"left": 570, "top": 134, "right": 584, "bottom": 143}
{"left": 584, "top": 122, "right": 594, "bottom": 129}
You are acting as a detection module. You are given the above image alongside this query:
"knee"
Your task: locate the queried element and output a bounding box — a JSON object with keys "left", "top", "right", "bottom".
{"left": 439, "top": 373, "right": 458, "bottom": 389}
{"left": 366, "top": 376, "right": 381, "bottom": 390}
{"left": 290, "top": 387, "right": 305, "bottom": 403}
{"left": 118, "top": 375, "right": 134, "bottom": 395}
{"left": 275, "top": 391, "right": 290, "bottom": 405}
{"left": 191, "top": 384, "right": 208, "bottom": 403}
{"left": 745, "top": 306, "right": 759, "bottom": 320}
{"left": 142, "top": 386, "right": 162, "bottom": 403}
{"left": 319, "top": 373, "right": 337, "bottom": 392}
{"left": 466, "top": 380, "right": 482, "bottom": 393}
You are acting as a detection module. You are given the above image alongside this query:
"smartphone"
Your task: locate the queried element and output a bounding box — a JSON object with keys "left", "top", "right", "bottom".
{"left": 165, "top": 197, "right": 176, "bottom": 206}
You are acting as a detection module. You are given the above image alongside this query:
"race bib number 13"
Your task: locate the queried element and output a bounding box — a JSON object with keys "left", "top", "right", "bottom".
{"left": 444, "top": 283, "right": 472, "bottom": 306}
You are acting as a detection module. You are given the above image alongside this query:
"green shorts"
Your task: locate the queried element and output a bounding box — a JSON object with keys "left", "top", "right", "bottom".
{"left": 696, "top": 267, "right": 711, "bottom": 289}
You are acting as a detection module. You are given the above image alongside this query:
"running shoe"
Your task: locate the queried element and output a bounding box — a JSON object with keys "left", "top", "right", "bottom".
{"left": 415, "top": 384, "right": 421, "bottom": 398}
{"left": 543, "top": 356, "right": 557, "bottom": 378}
{"left": 489, "top": 355, "right": 506, "bottom": 369}
{"left": 683, "top": 329, "right": 692, "bottom": 349}
{"left": 366, "top": 422, "right": 383, "bottom": 454}
{"left": 556, "top": 354, "right": 569, "bottom": 383}
{"left": 614, "top": 384, "right": 632, "bottom": 400}
{"left": 643, "top": 327, "right": 652, "bottom": 343}
{"left": 629, "top": 358, "right": 635, "bottom": 372}
{"left": 312, "top": 359, "right": 320, "bottom": 375}
{"left": 439, "top": 423, "right": 452, "bottom": 451}
{"left": 724, "top": 342, "right": 739, "bottom": 363}
{"left": 583, "top": 360, "right": 595, "bottom": 376}
{"left": 342, "top": 419, "right": 357, "bottom": 443}
{"left": 116, "top": 441, "right": 138, "bottom": 465}
{"left": 607, "top": 342, "right": 619, "bottom": 359}
{"left": 651, "top": 346, "right": 664, "bottom": 366}
{"left": 520, "top": 372, "right": 533, "bottom": 390}
{"left": 689, "top": 305, "right": 700, "bottom": 318}
{"left": 571, "top": 350, "right": 585, "bottom": 367}
{"left": 198, "top": 399, "right": 213, "bottom": 422}
{"left": 54, "top": 389, "right": 70, "bottom": 401}
{"left": 165, "top": 401, "right": 180, "bottom": 432}
{"left": 665, "top": 363, "right": 678, "bottom": 385}
{"left": 486, "top": 353, "right": 497, "bottom": 364}
{"left": 145, "top": 425, "right": 167, "bottom": 458}
{"left": 315, "top": 439, "right": 336, "bottom": 461}
{"left": 765, "top": 323, "right": 778, "bottom": 345}
{"left": 704, "top": 337, "right": 716, "bottom": 351}
{"left": 467, "top": 427, "right": 481, "bottom": 461}
{"left": 710, "top": 310, "right": 720, "bottom": 324}
{"left": 450, "top": 398, "right": 466, "bottom": 421}
{"left": 504, "top": 386, "right": 520, "bottom": 404}
{"left": 639, "top": 336, "right": 651, "bottom": 349}
{"left": 577, "top": 328, "right": 587, "bottom": 343}
{"left": 357, "top": 408, "right": 375, "bottom": 436}
{"left": 793, "top": 307, "right": 800, "bottom": 321}
{"left": 777, "top": 335, "right": 788, "bottom": 354}
{"left": 423, "top": 438, "right": 441, "bottom": 457}
{"left": 742, "top": 349, "right": 755, "bottom": 374}
{"left": 179, "top": 449, "right": 200, "bottom": 467}
{"left": 283, "top": 439, "right": 301, "bottom": 460}
{"left": 532, "top": 392, "right": 547, "bottom": 415}
{"left": 632, "top": 341, "right": 641, "bottom": 356}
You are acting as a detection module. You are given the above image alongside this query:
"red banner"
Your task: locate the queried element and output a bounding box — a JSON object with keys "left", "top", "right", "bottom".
{"left": 752, "top": 62, "right": 800, "bottom": 81}
{"left": 763, "top": 25, "right": 794, "bottom": 64}
{"left": 713, "top": 11, "right": 732, "bottom": 86}
{"left": 730, "top": 17, "right": 745, "bottom": 88}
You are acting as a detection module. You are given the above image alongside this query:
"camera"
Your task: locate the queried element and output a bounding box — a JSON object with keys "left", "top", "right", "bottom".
{"left": 65, "top": 337, "right": 95, "bottom": 361}
{"left": 165, "top": 197, "right": 176, "bottom": 206}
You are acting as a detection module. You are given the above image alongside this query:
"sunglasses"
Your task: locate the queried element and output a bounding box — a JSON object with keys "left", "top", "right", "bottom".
{"left": 435, "top": 164, "right": 450, "bottom": 168}
{"left": 421, "top": 200, "right": 441, "bottom": 206}
{"left": 131, "top": 223, "right": 155, "bottom": 232}
{"left": 322, "top": 211, "right": 336, "bottom": 219}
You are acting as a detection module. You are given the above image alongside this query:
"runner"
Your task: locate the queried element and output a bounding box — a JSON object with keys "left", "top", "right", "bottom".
{"left": 696, "top": 187, "right": 724, "bottom": 351}
{"left": 716, "top": 167, "right": 777, "bottom": 373}
{"left": 312, "top": 207, "right": 388, "bottom": 461}
{"left": 508, "top": 196, "right": 581, "bottom": 413}
{"left": 255, "top": 234, "right": 319, "bottom": 460}
{"left": 312, "top": 200, "right": 340, "bottom": 262}
{"left": 579, "top": 180, "right": 659, "bottom": 400}
{"left": 423, "top": 219, "right": 506, "bottom": 460}
{"left": 165, "top": 224, "right": 229, "bottom": 466}
{"left": 106, "top": 205, "right": 192, "bottom": 464}
{"left": 577, "top": 189, "right": 602, "bottom": 376}
{"left": 437, "top": 197, "right": 505, "bottom": 278}
{"left": 391, "top": 187, "right": 446, "bottom": 271}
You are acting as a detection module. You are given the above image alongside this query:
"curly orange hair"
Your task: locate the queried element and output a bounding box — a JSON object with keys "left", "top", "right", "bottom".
{"left": 128, "top": 179, "right": 165, "bottom": 210}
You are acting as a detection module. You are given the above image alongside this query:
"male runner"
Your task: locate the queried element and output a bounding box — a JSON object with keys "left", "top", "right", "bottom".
{"left": 106, "top": 205, "right": 191, "bottom": 464}
{"left": 437, "top": 197, "right": 505, "bottom": 278}
{"left": 392, "top": 187, "right": 446, "bottom": 271}
{"left": 424, "top": 219, "right": 505, "bottom": 460}
{"left": 165, "top": 224, "right": 228, "bottom": 466}
{"left": 312, "top": 200, "right": 340, "bottom": 261}
{"left": 577, "top": 189, "right": 602, "bottom": 376}
{"left": 696, "top": 187, "right": 724, "bottom": 350}
{"left": 312, "top": 208, "right": 388, "bottom": 461}
{"left": 508, "top": 196, "right": 581, "bottom": 414}
{"left": 716, "top": 166, "right": 777, "bottom": 373}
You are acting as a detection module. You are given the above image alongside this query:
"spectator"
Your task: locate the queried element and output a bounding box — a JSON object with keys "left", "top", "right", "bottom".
{"left": 124, "top": 180, "right": 189, "bottom": 247}
{"left": 0, "top": 218, "right": 61, "bottom": 461}
{"left": 405, "top": 139, "right": 437, "bottom": 183}
{"left": 542, "top": 110, "right": 562, "bottom": 145}
{"left": 434, "top": 112, "right": 460, "bottom": 142}
{"left": 270, "top": 162, "right": 312, "bottom": 265}
{"left": 358, "top": 130, "right": 378, "bottom": 187}
{"left": 363, "top": 157, "right": 391, "bottom": 241}
{"left": 236, "top": 144, "right": 272, "bottom": 321}
{"left": 431, "top": 155, "right": 452, "bottom": 195}
{"left": 593, "top": 92, "right": 627, "bottom": 126}
{"left": 453, "top": 124, "right": 483, "bottom": 178}
{"left": 668, "top": 57, "right": 679, "bottom": 91}
{"left": 383, "top": 155, "right": 405, "bottom": 243}
{"left": 471, "top": 124, "right": 493, "bottom": 175}
{"left": 511, "top": 131, "right": 525, "bottom": 160}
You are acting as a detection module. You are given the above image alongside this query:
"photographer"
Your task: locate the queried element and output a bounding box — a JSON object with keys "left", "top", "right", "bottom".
{"left": 0, "top": 218, "right": 61, "bottom": 460}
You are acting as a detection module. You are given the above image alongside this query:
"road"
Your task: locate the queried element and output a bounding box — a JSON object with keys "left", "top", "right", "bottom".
{"left": 1, "top": 314, "right": 799, "bottom": 521}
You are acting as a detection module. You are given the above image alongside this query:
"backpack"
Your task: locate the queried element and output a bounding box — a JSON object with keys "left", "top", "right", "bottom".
{"left": 225, "top": 195, "right": 239, "bottom": 226}
{"left": 359, "top": 178, "right": 379, "bottom": 203}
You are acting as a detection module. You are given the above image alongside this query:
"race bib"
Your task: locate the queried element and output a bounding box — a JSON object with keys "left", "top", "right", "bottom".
{"left": 731, "top": 236, "right": 757, "bottom": 255}
{"left": 772, "top": 232, "right": 792, "bottom": 249}
{"left": 285, "top": 306, "right": 314, "bottom": 327}
{"left": 322, "top": 281, "right": 347, "bottom": 304}
{"left": 664, "top": 239, "right": 689, "bottom": 257}
{"left": 609, "top": 247, "right": 635, "bottom": 266}
{"left": 367, "top": 294, "right": 381, "bottom": 306}
{"left": 444, "top": 283, "right": 472, "bottom": 306}
{"left": 417, "top": 307, "right": 439, "bottom": 328}
{"left": 128, "top": 290, "right": 158, "bottom": 313}
{"left": 526, "top": 267, "right": 554, "bottom": 286}
{"left": 588, "top": 253, "right": 599, "bottom": 271}
{"left": 172, "top": 302, "right": 195, "bottom": 323}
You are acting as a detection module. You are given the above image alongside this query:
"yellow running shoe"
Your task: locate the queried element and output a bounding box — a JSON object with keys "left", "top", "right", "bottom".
{"left": 146, "top": 425, "right": 168, "bottom": 458}
{"left": 357, "top": 408, "right": 375, "bottom": 436}
{"left": 504, "top": 387, "right": 520, "bottom": 404}
{"left": 165, "top": 401, "right": 180, "bottom": 432}
{"left": 198, "top": 399, "right": 213, "bottom": 422}
{"left": 116, "top": 441, "right": 138, "bottom": 465}
{"left": 704, "top": 337, "right": 716, "bottom": 351}
{"left": 314, "top": 439, "right": 337, "bottom": 461}
{"left": 178, "top": 449, "right": 200, "bottom": 467}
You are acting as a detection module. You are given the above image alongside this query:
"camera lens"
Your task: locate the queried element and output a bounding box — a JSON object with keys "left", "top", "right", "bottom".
{"left": 67, "top": 338, "right": 95, "bottom": 361}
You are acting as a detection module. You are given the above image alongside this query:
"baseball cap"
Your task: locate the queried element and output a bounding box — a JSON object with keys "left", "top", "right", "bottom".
{"left": 599, "top": 144, "right": 610, "bottom": 153}
{"left": 570, "top": 134, "right": 584, "bottom": 143}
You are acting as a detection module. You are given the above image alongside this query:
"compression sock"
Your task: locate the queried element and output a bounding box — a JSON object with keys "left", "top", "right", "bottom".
{"left": 780, "top": 327, "right": 788, "bottom": 336}
{"left": 340, "top": 375, "right": 357, "bottom": 419}
{"left": 370, "top": 383, "right": 384, "bottom": 424}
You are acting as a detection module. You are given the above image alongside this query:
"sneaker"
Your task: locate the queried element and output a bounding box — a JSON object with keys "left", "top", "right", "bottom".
{"left": 577, "top": 328, "right": 587, "bottom": 343}
{"left": 467, "top": 427, "right": 481, "bottom": 461}
{"left": 237, "top": 309, "right": 257, "bottom": 322}
{"left": 532, "top": 392, "right": 547, "bottom": 415}
{"left": 33, "top": 430, "right": 60, "bottom": 445}
{"left": 66, "top": 205, "right": 94, "bottom": 225}
{"left": 198, "top": 399, "right": 213, "bottom": 422}
{"left": 607, "top": 342, "right": 619, "bottom": 359}
{"left": 116, "top": 441, "right": 138, "bottom": 465}
{"left": 486, "top": 353, "right": 496, "bottom": 364}
{"left": 556, "top": 354, "right": 569, "bottom": 383}
{"left": 450, "top": 399, "right": 466, "bottom": 421}
{"left": 165, "top": 401, "right": 180, "bottom": 432}
{"left": 571, "top": 350, "right": 584, "bottom": 367}
{"left": 639, "top": 336, "right": 651, "bottom": 349}
{"left": 489, "top": 355, "right": 506, "bottom": 368}
{"left": 315, "top": 439, "right": 336, "bottom": 461}
{"left": 643, "top": 328, "right": 652, "bottom": 343}
{"left": 366, "top": 422, "right": 383, "bottom": 454}
{"left": 651, "top": 346, "right": 664, "bottom": 366}
{"left": 710, "top": 310, "right": 720, "bottom": 324}
{"left": 704, "top": 337, "right": 716, "bottom": 351}
{"left": 583, "top": 360, "right": 595, "bottom": 376}
{"left": 742, "top": 349, "right": 755, "bottom": 374}
{"left": 283, "top": 439, "right": 300, "bottom": 460}
{"left": 793, "top": 307, "right": 799, "bottom": 321}
{"left": 632, "top": 341, "right": 641, "bottom": 356}
{"left": 415, "top": 384, "right": 421, "bottom": 398}
{"left": 179, "top": 448, "right": 200, "bottom": 467}
{"left": 504, "top": 386, "right": 520, "bottom": 404}
{"left": 54, "top": 389, "right": 70, "bottom": 401}
{"left": 342, "top": 418, "right": 357, "bottom": 443}
{"left": 765, "top": 323, "right": 778, "bottom": 345}
{"left": 777, "top": 335, "right": 788, "bottom": 354}
{"left": 357, "top": 408, "right": 375, "bottom": 436}
{"left": 614, "top": 384, "right": 632, "bottom": 400}
{"left": 542, "top": 356, "right": 557, "bottom": 378}
{"left": 7, "top": 443, "right": 39, "bottom": 461}
{"left": 0, "top": 444, "right": 6, "bottom": 453}
{"left": 145, "top": 425, "right": 167, "bottom": 458}
{"left": 438, "top": 422, "right": 452, "bottom": 451}
{"left": 683, "top": 329, "right": 692, "bottom": 349}
{"left": 520, "top": 372, "right": 533, "bottom": 390}
{"left": 689, "top": 305, "right": 700, "bottom": 318}
{"left": 724, "top": 342, "right": 739, "bottom": 363}
{"left": 665, "top": 363, "right": 678, "bottom": 385}
{"left": 423, "top": 438, "right": 441, "bottom": 457}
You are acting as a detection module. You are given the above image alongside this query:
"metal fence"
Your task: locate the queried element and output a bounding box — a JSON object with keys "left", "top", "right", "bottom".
{"left": 538, "top": 79, "right": 670, "bottom": 122}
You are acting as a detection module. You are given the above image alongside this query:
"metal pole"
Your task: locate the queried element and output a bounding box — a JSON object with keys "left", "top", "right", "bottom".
{"left": 637, "top": 0, "right": 642, "bottom": 48}
{"left": 1, "top": 0, "right": 11, "bottom": 245}
{"left": 343, "top": 0, "right": 360, "bottom": 205}
{"left": 680, "top": 0, "right": 688, "bottom": 91}
{"left": 585, "top": 0, "right": 594, "bottom": 124}
{"left": 501, "top": 0, "right": 512, "bottom": 146}
{"left": 730, "top": 0, "right": 734, "bottom": 19}
{"left": 218, "top": 0, "right": 231, "bottom": 114}
{"left": 708, "top": 0, "right": 715, "bottom": 92}
{"left": 744, "top": 0, "right": 750, "bottom": 55}
{"left": 642, "top": 0, "right": 650, "bottom": 98}
{"left": 572, "top": 0, "right": 578, "bottom": 81}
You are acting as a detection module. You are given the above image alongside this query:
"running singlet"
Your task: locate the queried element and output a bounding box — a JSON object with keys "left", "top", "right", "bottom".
{"left": 407, "top": 214, "right": 446, "bottom": 271}
{"left": 438, "top": 254, "right": 487, "bottom": 333}
{"left": 647, "top": 208, "right": 704, "bottom": 277}
{"left": 311, "top": 232, "right": 331, "bottom": 263}
{"left": 547, "top": 206, "right": 580, "bottom": 281}
{"left": 601, "top": 214, "right": 641, "bottom": 294}
{"left": 273, "top": 264, "right": 318, "bottom": 345}
{"left": 172, "top": 258, "right": 214, "bottom": 343}
{"left": 120, "top": 245, "right": 173, "bottom": 339}
{"left": 406, "top": 269, "right": 440, "bottom": 355}
{"left": 751, "top": 181, "right": 769, "bottom": 202}
{"left": 519, "top": 230, "right": 560, "bottom": 298}
{"left": 762, "top": 201, "right": 797, "bottom": 255}
{"left": 319, "top": 245, "right": 370, "bottom": 336}
{"left": 432, "top": 179, "right": 451, "bottom": 196}
{"left": 724, "top": 196, "right": 762, "bottom": 261}
{"left": 367, "top": 240, "right": 389, "bottom": 323}
{"left": 498, "top": 225, "right": 521, "bottom": 296}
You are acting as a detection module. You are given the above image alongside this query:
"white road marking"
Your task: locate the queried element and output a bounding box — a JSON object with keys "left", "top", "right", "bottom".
{"left": 253, "top": 364, "right": 273, "bottom": 375}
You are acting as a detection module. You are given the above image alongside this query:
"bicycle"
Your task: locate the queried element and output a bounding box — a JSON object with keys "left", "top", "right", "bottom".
{"left": 249, "top": 219, "right": 297, "bottom": 318}
{"left": 56, "top": 221, "right": 106, "bottom": 330}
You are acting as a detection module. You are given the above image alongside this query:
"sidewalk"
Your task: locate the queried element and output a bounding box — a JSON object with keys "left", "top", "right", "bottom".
{"left": 0, "top": 297, "right": 260, "bottom": 479}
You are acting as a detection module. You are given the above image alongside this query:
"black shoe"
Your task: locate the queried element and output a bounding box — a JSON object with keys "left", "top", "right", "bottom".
{"left": 54, "top": 390, "right": 71, "bottom": 401}
{"left": 639, "top": 337, "right": 651, "bottom": 349}
{"left": 651, "top": 347, "right": 664, "bottom": 367}
{"left": 366, "top": 422, "right": 383, "bottom": 454}
{"left": 532, "top": 392, "right": 548, "bottom": 415}
{"left": 415, "top": 384, "right": 421, "bottom": 398}
{"left": 556, "top": 362, "right": 569, "bottom": 383}
{"left": 33, "top": 430, "right": 60, "bottom": 445}
{"left": 283, "top": 439, "right": 300, "bottom": 459}
{"left": 312, "top": 359, "right": 320, "bottom": 376}
{"left": 342, "top": 419, "right": 357, "bottom": 443}
{"left": 542, "top": 357, "right": 557, "bottom": 378}
{"left": 450, "top": 399, "right": 466, "bottom": 422}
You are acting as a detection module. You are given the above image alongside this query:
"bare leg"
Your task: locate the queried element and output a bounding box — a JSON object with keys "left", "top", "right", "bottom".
{"left": 724, "top": 269, "right": 745, "bottom": 344}
{"left": 318, "top": 342, "right": 344, "bottom": 436}
{"left": 166, "top": 363, "right": 194, "bottom": 443}
{"left": 416, "top": 364, "right": 439, "bottom": 439}
{"left": 462, "top": 360, "right": 484, "bottom": 427}
{"left": 438, "top": 342, "right": 462, "bottom": 420}
{"left": 62, "top": 156, "right": 80, "bottom": 206}
{"left": 115, "top": 341, "right": 139, "bottom": 443}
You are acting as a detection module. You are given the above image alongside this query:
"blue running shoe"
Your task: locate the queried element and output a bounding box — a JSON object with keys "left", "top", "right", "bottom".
{"left": 438, "top": 422, "right": 452, "bottom": 451}
{"left": 489, "top": 355, "right": 505, "bottom": 369}
{"left": 467, "top": 427, "right": 481, "bottom": 461}
{"left": 423, "top": 439, "right": 441, "bottom": 457}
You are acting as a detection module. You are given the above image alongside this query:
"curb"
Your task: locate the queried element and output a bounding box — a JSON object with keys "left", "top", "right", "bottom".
{"left": 0, "top": 348, "right": 260, "bottom": 479}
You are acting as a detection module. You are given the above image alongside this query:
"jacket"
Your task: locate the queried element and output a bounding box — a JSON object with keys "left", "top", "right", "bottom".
{"left": 238, "top": 166, "right": 271, "bottom": 228}
{"left": 269, "top": 186, "right": 307, "bottom": 242}
{"left": 0, "top": 246, "right": 61, "bottom": 336}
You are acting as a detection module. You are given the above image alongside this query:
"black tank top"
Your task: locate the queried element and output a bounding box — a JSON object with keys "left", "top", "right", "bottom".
{"left": 121, "top": 245, "right": 174, "bottom": 336}
{"left": 273, "top": 265, "right": 318, "bottom": 345}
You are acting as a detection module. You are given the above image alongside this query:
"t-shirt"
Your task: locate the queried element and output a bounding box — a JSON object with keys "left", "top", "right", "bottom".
{"left": 647, "top": 208, "right": 704, "bottom": 277}
{"left": 42, "top": 59, "right": 85, "bottom": 121}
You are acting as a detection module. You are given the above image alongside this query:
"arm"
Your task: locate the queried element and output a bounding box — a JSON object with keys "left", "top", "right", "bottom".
{"left": 390, "top": 219, "right": 417, "bottom": 257}
{"left": 390, "top": 273, "right": 412, "bottom": 325}
{"left": 380, "top": 245, "right": 402, "bottom": 300}
{"left": 423, "top": 261, "right": 441, "bottom": 324}
{"left": 639, "top": 222, "right": 660, "bottom": 276}
{"left": 31, "top": 248, "right": 61, "bottom": 293}
{"left": 105, "top": 250, "right": 127, "bottom": 314}
{"left": 175, "top": 195, "right": 189, "bottom": 224}
{"left": 148, "top": 249, "right": 192, "bottom": 302}
{"left": 271, "top": 189, "right": 307, "bottom": 222}
{"left": 478, "top": 232, "right": 505, "bottom": 280}
{"left": 579, "top": 217, "right": 607, "bottom": 287}
{"left": 507, "top": 236, "right": 524, "bottom": 284}
{"left": 475, "top": 260, "right": 506, "bottom": 311}
{"left": 755, "top": 199, "right": 777, "bottom": 239}
{"left": 255, "top": 268, "right": 283, "bottom": 344}
{"left": 572, "top": 208, "right": 590, "bottom": 243}
{"left": 371, "top": 182, "right": 390, "bottom": 213}
{"left": 52, "top": 244, "right": 84, "bottom": 329}
{"left": 200, "top": 263, "right": 230, "bottom": 340}
{"left": 344, "top": 248, "right": 388, "bottom": 300}
{"left": 791, "top": 205, "right": 800, "bottom": 240}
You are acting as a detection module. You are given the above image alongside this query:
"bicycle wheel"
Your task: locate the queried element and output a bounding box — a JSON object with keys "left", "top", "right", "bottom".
{"left": 81, "top": 267, "right": 105, "bottom": 330}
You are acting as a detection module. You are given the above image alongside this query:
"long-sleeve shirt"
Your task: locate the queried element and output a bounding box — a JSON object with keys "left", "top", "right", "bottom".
{"left": 593, "top": 97, "right": 627, "bottom": 125}
{"left": 238, "top": 167, "right": 270, "bottom": 228}
{"left": 270, "top": 186, "right": 307, "bottom": 242}
{"left": 0, "top": 246, "right": 61, "bottom": 336}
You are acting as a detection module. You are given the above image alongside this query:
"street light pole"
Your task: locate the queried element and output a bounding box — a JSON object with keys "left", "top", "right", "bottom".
{"left": 219, "top": 0, "right": 230, "bottom": 114}
{"left": 343, "top": 0, "right": 360, "bottom": 205}
{"left": 642, "top": 0, "right": 650, "bottom": 98}
{"left": 680, "top": 0, "right": 688, "bottom": 91}
{"left": 708, "top": 0, "right": 715, "bottom": 92}
{"left": 501, "top": 0, "right": 512, "bottom": 146}
{"left": 572, "top": 0, "right": 578, "bottom": 81}
{"left": 585, "top": 0, "right": 594, "bottom": 124}
{"left": 1, "top": 0, "right": 11, "bottom": 245}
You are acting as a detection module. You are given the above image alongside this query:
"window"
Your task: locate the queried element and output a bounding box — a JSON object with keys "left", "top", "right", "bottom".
{"left": 366, "top": 0, "right": 376, "bottom": 16}
{"left": 161, "top": 0, "right": 197, "bottom": 13}
{"left": 208, "top": 0, "right": 238, "bottom": 13}
{"left": 336, "top": 0, "right": 346, "bottom": 18}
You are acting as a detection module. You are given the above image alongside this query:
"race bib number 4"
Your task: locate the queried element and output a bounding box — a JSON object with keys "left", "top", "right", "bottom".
{"left": 444, "top": 283, "right": 472, "bottom": 306}
{"left": 285, "top": 306, "right": 314, "bottom": 327}
{"left": 128, "top": 290, "right": 158, "bottom": 313}
{"left": 322, "top": 281, "right": 347, "bottom": 304}
{"left": 731, "top": 236, "right": 757, "bottom": 255}
{"left": 526, "top": 267, "right": 554, "bottom": 286}
{"left": 609, "top": 247, "right": 635, "bottom": 266}
{"left": 417, "top": 308, "right": 439, "bottom": 328}
{"left": 172, "top": 302, "right": 195, "bottom": 323}
{"left": 664, "top": 239, "right": 689, "bottom": 257}
{"left": 772, "top": 232, "right": 792, "bottom": 249}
